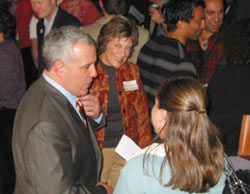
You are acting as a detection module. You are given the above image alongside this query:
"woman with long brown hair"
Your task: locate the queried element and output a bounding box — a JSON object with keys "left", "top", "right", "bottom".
{"left": 115, "top": 77, "right": 226, "bottom": 193}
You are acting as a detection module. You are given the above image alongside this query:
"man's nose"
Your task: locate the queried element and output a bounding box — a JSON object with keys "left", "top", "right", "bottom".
{"left": 89, "top": 64, "right": 97, "bottom": 78}
{"left": 214, "top": 12, "right": 220, "bottom": 22}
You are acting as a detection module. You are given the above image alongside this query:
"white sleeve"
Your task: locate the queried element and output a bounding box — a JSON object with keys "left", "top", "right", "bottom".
{"left": 29, "top": 15, "right": 39, "bottom": 39}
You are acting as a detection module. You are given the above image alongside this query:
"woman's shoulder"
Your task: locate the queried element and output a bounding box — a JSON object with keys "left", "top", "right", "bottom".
{"left": 125, "top": 143, "right": 167, "bottom": 174}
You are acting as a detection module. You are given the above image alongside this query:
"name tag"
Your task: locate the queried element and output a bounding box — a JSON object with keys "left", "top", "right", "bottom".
{"left": 123, "top": 80, "right": 138, "bottom": 91}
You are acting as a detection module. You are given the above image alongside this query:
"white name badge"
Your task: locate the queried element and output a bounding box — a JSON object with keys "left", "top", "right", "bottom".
{"left": 123, "top": 80, "right": 138, "bottom": 91}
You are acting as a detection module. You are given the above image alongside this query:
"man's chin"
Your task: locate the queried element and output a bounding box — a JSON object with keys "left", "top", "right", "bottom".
{"left": 79, "top": 90, "right": 88, "bottom": 97}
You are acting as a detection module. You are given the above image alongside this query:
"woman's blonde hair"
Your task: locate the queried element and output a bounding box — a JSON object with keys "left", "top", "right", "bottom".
{"left": 97, "top": 16, "right": 138, "bottom": 56}
{"left": 144, "top": 77, "right": 224, "bottom": 193}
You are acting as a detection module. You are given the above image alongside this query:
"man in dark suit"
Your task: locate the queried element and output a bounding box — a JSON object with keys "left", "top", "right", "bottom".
{"left": 31, "top": 0, "right": 82, "bottom": 76}
{"left": 12, "top": 26, "right": 113, "bottom": 194}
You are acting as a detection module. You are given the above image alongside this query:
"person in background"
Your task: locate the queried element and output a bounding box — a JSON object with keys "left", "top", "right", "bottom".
{"left": 88, "top": 17, "right": 152, "bottom": 188}
{"left": 29, "top": 0, "right": 100, "bottom": 74}
{"left": 208, "top": 18, "right": 250, "bottom": 170}
{"left": 31, "top": 0, "right": 82, "bottom": 76}
{"left": 186, "top": 0, "right": 227, "bottom": 86}
{"left": 14, "top": 0, "right": 37, "bottom": 88}
{"left": 81, "top": 0, "right": 149, "bottom": 64}
{"left": 81, "top": 0, "right": 130, "bottom": 48}
{"left": 114, "top": 77, "right": 226, "bottom": 194}
{"left": 148, "top": 0, "right": 168, "bottom": 38}
{"left": 137, "top": 0, "right": 204, "bottom": 112}
{"left": 0, "top": 8, "right": 26, "bottom": 194}
{"left": 59, "top": 0, "right": 101, "bottom": 25}
{"left": 12, "top": 26, "right": 113, "bottom": 194}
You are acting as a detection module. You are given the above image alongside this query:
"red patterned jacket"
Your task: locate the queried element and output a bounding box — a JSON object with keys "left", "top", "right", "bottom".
{"left": 90, "top": 61, "right": 152, "bottom": 148}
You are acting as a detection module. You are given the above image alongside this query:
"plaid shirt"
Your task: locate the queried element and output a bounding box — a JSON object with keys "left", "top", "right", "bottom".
{"left": 186, "top": 31, "right": 227, "bottom": 86}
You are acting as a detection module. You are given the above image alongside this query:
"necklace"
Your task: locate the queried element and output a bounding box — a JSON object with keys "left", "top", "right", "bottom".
{"left": 199, "top": 35, "right": 208, "bottom": 51}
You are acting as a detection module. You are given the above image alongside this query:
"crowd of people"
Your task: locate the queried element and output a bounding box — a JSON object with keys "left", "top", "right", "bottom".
{"left": 1, "top": 0, "right": 250, "bottom": 193}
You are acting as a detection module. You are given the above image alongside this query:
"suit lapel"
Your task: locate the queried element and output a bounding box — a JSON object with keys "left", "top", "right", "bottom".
{"left": 52, "top": 7, "right": 62, "bottom": 29}
{"left": 40, "top": 76, "right": 102, "bottom": 181}
{"left": 67, "top": 100, "right": 100, "bottom": 160}
{"left": 68, "top": 103, "right": 102, "bottom": 179}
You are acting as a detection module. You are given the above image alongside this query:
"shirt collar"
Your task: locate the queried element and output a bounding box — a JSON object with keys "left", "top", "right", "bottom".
{"left": 42, "top": 72, "right": 78, "bottom": 112}
{"left": 44, "top": 7, "right": 58, "bottom": 36}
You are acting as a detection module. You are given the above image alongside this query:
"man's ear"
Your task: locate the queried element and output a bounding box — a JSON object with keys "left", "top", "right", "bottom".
{"left": 53, "top": 60, "right": 64, "bottom": 76}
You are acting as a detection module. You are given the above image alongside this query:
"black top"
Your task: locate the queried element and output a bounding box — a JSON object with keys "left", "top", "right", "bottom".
{"left": 100, "top": 60, "right": 124, "bottom": 147}
{"left": 208, "top": 64, "right": 250, "bottom": 156}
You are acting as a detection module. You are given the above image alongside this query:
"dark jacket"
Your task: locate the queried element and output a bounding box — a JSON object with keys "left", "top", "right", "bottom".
{"left": 12, "top": 76, "right": 106, "bottom": 194}
{"left": 208, "top": 64, "right": 250, "bottom": 156}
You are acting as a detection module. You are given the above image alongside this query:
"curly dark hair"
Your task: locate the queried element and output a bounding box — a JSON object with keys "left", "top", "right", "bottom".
{"left": 165, "top": 0, "right": 205, "bottom": 32}
{"left": 0, "top": 8, "right": 16, "bottom": 40}
{"left": 222, "top": 18, "right": 250, "bottom": 65}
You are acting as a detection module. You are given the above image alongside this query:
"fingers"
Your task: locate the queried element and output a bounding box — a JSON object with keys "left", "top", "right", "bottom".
{"left": 78, "top": 94, "right": 101, "bottom": 119}
{"left": 149, "top": 6, "right": 157, "bottom": 15}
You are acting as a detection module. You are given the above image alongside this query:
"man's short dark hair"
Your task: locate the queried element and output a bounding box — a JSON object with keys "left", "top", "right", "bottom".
{"left": 102, "top": 0, "right": 130, "bottom": 16}
{"left": 165, "top": 0, "right": 205, "bottom": 32}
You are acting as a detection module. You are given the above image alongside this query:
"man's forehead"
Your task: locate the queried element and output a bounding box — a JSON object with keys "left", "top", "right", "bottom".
{"left": 205, "top": 0, "right": 223, "bottom": 10}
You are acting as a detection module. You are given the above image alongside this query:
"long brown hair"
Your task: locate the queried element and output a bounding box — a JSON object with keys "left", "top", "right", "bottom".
{"left": 144, "top": 77, "right": 224, "bottom": 193}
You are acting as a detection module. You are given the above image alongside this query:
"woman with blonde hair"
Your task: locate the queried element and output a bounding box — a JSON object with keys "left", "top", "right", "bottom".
{"left": 115, "top": 77, "right": 226, "bottom": 194}
{"left": 88, "top": 16, "right": 151, "bottom": 188}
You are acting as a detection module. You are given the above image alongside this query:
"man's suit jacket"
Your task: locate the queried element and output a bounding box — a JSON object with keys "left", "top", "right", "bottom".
{"left": 37, "top": 7, "right": 82, "bottom": 76}
{"left": 12, "top": 76, "right": 106, "bottom": 194}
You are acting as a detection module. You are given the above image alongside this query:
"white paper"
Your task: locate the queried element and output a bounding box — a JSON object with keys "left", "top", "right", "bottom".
{"left": 115, "top": 135, "right": 142, "bottom": 161}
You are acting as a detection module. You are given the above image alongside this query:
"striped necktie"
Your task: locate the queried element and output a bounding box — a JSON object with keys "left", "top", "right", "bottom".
{"left": 76, "top": 99, "right": 88, "bottom": 128}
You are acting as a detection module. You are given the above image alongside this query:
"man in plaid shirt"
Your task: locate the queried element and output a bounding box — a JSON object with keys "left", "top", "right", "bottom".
{"left": 186, "top": 0, "right": 227, "bottom": 86}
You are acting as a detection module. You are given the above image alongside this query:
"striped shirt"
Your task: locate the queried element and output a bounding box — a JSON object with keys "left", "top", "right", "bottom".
{"left": 137, "top": 36, "right": 197, "bottom": 110}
